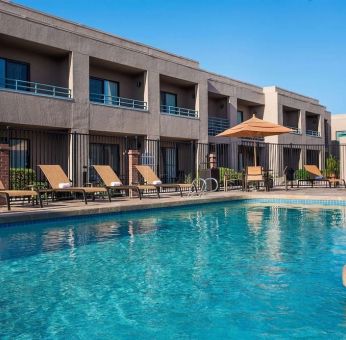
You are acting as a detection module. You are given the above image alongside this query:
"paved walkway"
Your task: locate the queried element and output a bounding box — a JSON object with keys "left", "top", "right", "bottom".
{"left": 1, "top": 187, "right": 346, "bottom": 225}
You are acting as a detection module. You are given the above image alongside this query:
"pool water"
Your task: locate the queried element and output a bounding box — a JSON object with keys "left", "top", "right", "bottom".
{"left": 1, "top": 202, "right": 346, "bottom": 338}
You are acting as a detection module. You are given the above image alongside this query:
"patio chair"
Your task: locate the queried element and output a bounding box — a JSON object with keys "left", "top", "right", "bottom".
{"left": 93, "top": 165, "right": 159, "bottom": 200}
{"left": 298, "top": 165, "right": 345, "bottom": 188}
{"left": 135, "top": 165, "right": 195, "bottom": 198}
{"left": 0, "top": 180, "right": 43, "bottom": 211}
{"left": 38, "top": 165, "right": 110, "bottom": 204}
{"left": 244, "top": 166, "right": 267, "bottom": 191}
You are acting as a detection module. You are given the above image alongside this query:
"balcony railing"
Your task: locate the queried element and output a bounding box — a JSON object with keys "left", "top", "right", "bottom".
{"left": 90, "top": 93, "right": 147, "bottom": 110}
{"left": 160, "top": 105, "right": 198, "bottom": 118}
{"left": 285, "top": 126, "right": 302, "bottom": 135}
{"left": 306, "top": 129, "right": 321, "bottom": 137}
{"left": 0, "top": 78, "right": 71, "bottom": 98}
{"left": 208, "top": 116, "right": 230, "bottom": 136}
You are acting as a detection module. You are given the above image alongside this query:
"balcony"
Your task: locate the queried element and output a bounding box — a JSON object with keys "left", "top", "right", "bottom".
{"left": 306, "top": 129, "right": 321, "bottom": 137}
{"left": 160, "top": 105, "right": 198, "bottom": 118}
{"left": 0, "top": 78, "right": 71, "bottom": 99}
{"left": 89, "top": 57, "right": 147, "bottom": 113}
{"left": 285, "top": 126, "right": 302, "bottom": 135}
{"left": 208, "top": 117, "right": 230, "bottom": 136}
{"left": 283, "top": 106, "right": 300, "bottom": 136}
{"left": 90, "top": 93, "right": 147, "bottom": 110}
{"left": 306, "top": 111, "right": 320, "bottom": 138}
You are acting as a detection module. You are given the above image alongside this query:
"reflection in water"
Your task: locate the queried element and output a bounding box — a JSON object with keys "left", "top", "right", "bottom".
{"left": 265, "top": 206, "right": 282, "bottom": 261}
{"left": 247, "top": 208, "right": 264, "bottom": 234}
{"left": 0, "top": 216, "right": 162, "bottom": 261}
{"left": 1, "top": 202, "right": 346, "bottom": 338}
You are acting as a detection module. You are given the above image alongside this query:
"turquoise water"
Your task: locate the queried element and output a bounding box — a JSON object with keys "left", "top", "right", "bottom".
{"left": 1, "top": 202, "right": 346, "bottom": 339}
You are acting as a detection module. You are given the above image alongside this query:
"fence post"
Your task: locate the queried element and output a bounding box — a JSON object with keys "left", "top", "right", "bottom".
{"left": 128, "top": 149, "right": 140, "bottom": 197}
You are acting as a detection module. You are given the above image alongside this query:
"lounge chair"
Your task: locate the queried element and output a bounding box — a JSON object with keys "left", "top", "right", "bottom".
{"left": 0, "top": 180, "right": 43, "bottom": 211}
{"left": 93, "top": 165, "right": 159, "bottom": 200}
{"left": 38, "top": 165, "right": 110, "bottom": 204}
{"left": 298, "top": 164, "right": 346, "bottom": 188}
{"left": 244, "top": 166, "right": 267, "bottom": 191}
{"left": 135, "top": 165, "right": 195, "bottom": 197}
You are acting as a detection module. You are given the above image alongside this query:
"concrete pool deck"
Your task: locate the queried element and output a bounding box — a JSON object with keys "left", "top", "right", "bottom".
{"left": 1, "top": 187, "right": 346, "bottom": 225}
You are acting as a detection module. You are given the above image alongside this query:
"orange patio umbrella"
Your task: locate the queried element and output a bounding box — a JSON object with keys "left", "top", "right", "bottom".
{"left": 217, "top": 115, "right": 292, "bottom": 166}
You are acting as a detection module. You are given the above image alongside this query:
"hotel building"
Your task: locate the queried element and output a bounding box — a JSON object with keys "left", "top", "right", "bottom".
{"left": 0, "top": 0, "right": 332, "bottom": 186}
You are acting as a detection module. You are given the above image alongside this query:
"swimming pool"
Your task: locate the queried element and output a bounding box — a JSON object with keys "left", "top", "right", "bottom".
{"left": 0, "top": 201, "right": 346, "bottom": 338}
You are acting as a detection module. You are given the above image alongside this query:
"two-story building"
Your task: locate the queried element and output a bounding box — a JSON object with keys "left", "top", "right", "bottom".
{"left": 0, "top": 0, "right": 331, "bottom": 186}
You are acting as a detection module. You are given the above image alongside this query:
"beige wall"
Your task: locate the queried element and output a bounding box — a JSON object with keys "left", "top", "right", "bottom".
{"left": 208, "top": 96, "right": 228, "bottom": 118}
{"left": 331, "top": 114, "right": 346, "bottom": 140}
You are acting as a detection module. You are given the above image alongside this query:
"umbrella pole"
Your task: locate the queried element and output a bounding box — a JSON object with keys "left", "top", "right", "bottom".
{"left": 254, "top": 140, "right": 257, "bottom": 166}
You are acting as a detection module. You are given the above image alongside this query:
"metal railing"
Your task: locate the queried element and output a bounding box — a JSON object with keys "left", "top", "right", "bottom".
{"left": 90, "top": 93, "right": 147, "bottom": 110}
{"left": 0, "top": 126, "right": 340, "bottom": 193}
{"left": 160, "top": 105, "right": 198, "bottom": 118}
{"left": 208, "top": 116, "right": 230, "bottom": 136}
{"left": 0, "top": 78, "right": 71, "bottom": 98}
{"left": 306, "top": 130, "right": 321, "bottom": 137}
{"left": 286, "top": 126, "right": 302, "bottom": 135}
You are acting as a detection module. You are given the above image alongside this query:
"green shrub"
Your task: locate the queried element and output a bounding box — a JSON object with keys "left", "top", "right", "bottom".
{"left": 219, "top": 167, "right": 242, "bottom": 183}
{"left": 325, "top": 155, "right": 339, "bottom": 177}
{"left": 9, "top": 168, "right": 46, "bottom": 190}
{"left": 294, "top": 169, "right": 310, "bottom": 180}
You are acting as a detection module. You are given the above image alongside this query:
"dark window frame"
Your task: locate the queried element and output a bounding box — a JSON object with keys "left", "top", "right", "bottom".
{"left": 237, "top": 110, "right": 244, "bottom": 124}
{"left": 0, "top": 57, "right": 30, "bottom": 82}
{"left": 89, "top": 76, "right": 120, "bottom": 97}
{"left": 160, "top": 91, "right": 178, "bottom": 107}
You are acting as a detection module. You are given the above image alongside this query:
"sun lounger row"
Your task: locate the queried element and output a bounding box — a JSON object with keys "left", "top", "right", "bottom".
{"left": 1, "top": 164, "right": 195, "bottom": 210}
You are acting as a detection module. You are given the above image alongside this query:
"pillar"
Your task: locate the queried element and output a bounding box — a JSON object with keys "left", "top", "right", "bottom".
{"left": 0, "top": 143, "right": 9, "bottom": 189}
{"left": 68, "top": 131, "right": 89, "bottom": 187}
{"left": 128, "top": 149, "right": 140, "bottom": 197}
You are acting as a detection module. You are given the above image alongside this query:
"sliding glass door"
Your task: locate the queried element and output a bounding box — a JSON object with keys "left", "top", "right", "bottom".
{"left": 0, "top": 58, "right": 29, "bottom": 90}
{"left": 89, "top": 77, "right": 119, "bottom": 104}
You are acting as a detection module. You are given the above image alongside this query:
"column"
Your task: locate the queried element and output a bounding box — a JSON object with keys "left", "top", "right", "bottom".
{"left": 69, "top": 51, "right": 90, "bottom": 131}
{"left": 68, "top": 131, "right": 89, "bottom": 187}
{"left": 0, "top": 143, "right": 9, "bottom": 189}
{"left": 128, "top": 149, "right": 140, "bottom": 197}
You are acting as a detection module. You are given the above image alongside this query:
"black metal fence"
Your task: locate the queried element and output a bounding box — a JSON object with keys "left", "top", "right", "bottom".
{"left": 0, "top": 127, "right": 344, "bottom": 190}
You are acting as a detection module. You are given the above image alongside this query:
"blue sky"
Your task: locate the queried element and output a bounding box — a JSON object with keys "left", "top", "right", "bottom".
{"left": 13, "top": 0, "right": 346, "bottom": 113}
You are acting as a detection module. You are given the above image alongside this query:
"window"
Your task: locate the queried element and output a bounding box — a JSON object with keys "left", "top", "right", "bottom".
{"left": 89, "top": 77, "right": 119, "bottom": 104}
{"left": 0, "top": 59, "right": 5, "bottom": 88}
{"left": 9, "top": 138, "right": 30, "bottom": 168}
{"left": 0, "top": 58, "right": 29, "bottom": 90}
{"left": 336, "top": 131, "right": 346, "bottom": 140}
{"left": 160, "top": 92, "right": 177, "bottom": 113}
{"left": 237, "top": 111, "right": 244, "bottom": 124}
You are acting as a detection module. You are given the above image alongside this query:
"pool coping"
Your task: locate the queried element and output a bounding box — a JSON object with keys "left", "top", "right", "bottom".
{"left": 1, "top": 192, "right": 346, "bottom": 226}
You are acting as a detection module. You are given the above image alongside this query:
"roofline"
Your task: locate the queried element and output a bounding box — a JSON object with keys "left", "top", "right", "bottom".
{"left": 263, "top": 86, "right": 326, "bottom": 107}
{"left": 2, "top": 0, "right": 199, "bottom": 65}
